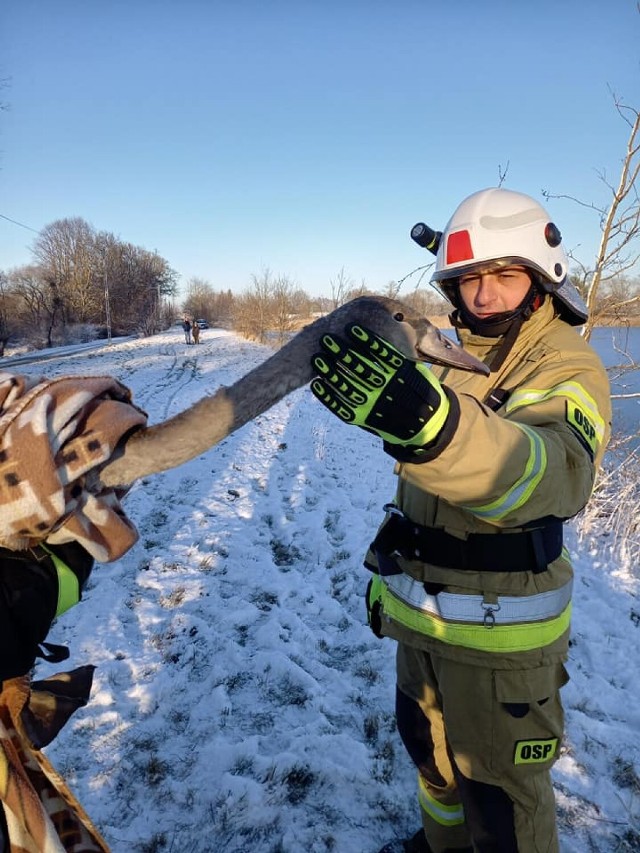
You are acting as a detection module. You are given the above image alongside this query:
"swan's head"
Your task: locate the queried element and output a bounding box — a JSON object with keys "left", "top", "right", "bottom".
{"left": 346, "top": 296, "right": 490, "bottom": 376}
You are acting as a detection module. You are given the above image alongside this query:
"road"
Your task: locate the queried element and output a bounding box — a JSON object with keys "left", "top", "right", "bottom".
{"left": 0, "top": 336, "right": 134, "bottom": 368}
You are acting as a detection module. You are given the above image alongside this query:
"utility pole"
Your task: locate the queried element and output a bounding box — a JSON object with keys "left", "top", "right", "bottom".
{"left": 103, "top": 249, "right": 112, "bottom": 343}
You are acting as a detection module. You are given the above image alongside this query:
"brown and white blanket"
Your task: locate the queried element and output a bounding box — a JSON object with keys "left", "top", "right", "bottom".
{"left": 0, "top": 668, "right": 109, "bottom": 852}
{"left": 0, "top": 372, "right": 147, "bottom": 562}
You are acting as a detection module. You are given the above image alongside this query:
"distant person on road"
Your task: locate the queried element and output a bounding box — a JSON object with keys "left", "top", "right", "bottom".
{"left": 182, "top": 317, "right": 192, "bottom": 345}
{"left": 311, "top": 188, "right": 612, "bottom": 853}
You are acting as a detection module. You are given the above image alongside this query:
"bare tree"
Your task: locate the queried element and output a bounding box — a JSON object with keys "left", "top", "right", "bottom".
{"left": 231, "top": 272, "right": 308, "bottom": 345}
{"left": 234, "top": 269, "right": 275, "bottom": 343}
{"left": 402, "top": 287, "right": 450, "bottom": 321}
{"left": 344, "top": 278, "right": 371, "bottom": 302}
{"left": 90, "top": 235, "right": 177, "bottom": 335}
{"left": 133, "top": 249, "right": 177, "bottom": 335}
{"left": 287, "top": 287, "right": 312, "bottom": 319}
{"left": 329, "top": 267, "right": 354, "bottom": 309}
{"left": 271, "top": 274, "right": 297, "bottom": 346}
{"left": 382, "top": 280, "right": 402, "bottom": 299}
{"left": 182, "top": 277, "right": 215, "bottom": 323}
{"left": 209, "top": 289, "right": 235, "bottom": 328}
{"left": 31, "top": 217, "right": 99, "bottom": 325}
{"left": 544, "top": 92, "right": 640, "bottom": 340}
{"left": 6, "top": 266, "right": 64, "bottom": 346}
{"left": 6, "top": 267, "right": 45, "bottom": 331}
{"left": 594, "top": 273, "right": 640, "bottom": 323}
{"left": 497, "top": 161, "right": 510, "bottom": 187}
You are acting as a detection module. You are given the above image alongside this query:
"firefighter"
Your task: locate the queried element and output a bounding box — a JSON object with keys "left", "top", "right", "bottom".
{"left": 311, "top": 188, "right": 612, "bottom": 853}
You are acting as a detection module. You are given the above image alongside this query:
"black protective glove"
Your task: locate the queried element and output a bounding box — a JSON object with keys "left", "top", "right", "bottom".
{"left": 311, "top": 324, "right": 455, "bottom": 459}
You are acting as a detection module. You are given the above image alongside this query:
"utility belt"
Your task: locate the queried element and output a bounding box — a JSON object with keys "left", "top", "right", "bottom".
{"left": 371, "top": 504, "right": 563, "bottom": 575}
{"left": 365, "top": 505, "right": 571, "bottom": 654}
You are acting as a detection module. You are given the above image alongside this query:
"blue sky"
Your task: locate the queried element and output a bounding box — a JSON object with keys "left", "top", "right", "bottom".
{"left": 1, "top": 0, "right": 638, "bottom": 298}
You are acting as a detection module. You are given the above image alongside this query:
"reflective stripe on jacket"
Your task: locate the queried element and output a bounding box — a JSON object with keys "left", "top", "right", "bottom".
{"left": 366, "top": 298, "right": 612, "bottom": 665}
{"left": 40, "top": 545, "right": 81, "bottom": 617}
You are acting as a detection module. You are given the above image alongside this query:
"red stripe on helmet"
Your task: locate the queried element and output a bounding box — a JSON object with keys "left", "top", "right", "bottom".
{"left": 446, "top": 230, "right": 474, "bottom": 264}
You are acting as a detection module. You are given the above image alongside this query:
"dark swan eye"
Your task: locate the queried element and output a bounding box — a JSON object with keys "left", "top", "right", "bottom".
{"left": 393, "top": 312, "right": 404, "bottom": 322}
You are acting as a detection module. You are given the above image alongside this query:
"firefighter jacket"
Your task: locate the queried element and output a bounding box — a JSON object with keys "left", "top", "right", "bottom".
{"left": 365, "top": 297, "right": 612, "bottom": 669}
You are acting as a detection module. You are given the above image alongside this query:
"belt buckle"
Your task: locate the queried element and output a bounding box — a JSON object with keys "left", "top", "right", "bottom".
{"left": 28, "top": 546, "right": 49, "bottom": 563}
{"left": 383, "top": 502, "right": 405, "bottom": 519}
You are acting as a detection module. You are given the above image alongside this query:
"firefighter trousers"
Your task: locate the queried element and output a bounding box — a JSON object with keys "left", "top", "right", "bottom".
{"left": 395, "top": 643, "right": 569, "bottom": 853}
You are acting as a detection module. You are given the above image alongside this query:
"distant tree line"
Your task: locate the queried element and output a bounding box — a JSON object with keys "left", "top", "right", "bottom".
{"left": 182, "top": 264, "right": 638, "bottom": 352}
{"left": 1, "top": 216, "right": 638, "bottom": 359}
{"left": 180, "top": 267, "right": 453, "bottom": 347}
{"left": 0, "top": 217, "right": 178, "bottom": 355}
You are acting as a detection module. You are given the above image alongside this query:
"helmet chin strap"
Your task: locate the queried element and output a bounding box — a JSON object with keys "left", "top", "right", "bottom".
{"left": 455, "top": 285, "right": 543, "bottom": 373}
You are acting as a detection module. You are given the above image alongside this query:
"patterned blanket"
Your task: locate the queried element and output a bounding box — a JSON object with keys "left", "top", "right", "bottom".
{"left": 0, "top": 372, "right": 147, "bottom": 562}
{"left": 0, "top": 669, "right": 109, "bottom": 852}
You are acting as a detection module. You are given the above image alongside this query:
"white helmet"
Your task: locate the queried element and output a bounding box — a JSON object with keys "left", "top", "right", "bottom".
{"left": 432, "top": 188, "right": 587, "bottom": 325}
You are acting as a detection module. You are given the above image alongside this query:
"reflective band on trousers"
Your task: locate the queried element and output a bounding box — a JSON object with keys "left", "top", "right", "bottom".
{"left": 370, "top": 574, "right": 572, "bottom": 653}
{"left": 418, "top": 774, "right": 465, "bottom": 827}
{"left": 41, "top": 545, "right": 80, "bottom": 617}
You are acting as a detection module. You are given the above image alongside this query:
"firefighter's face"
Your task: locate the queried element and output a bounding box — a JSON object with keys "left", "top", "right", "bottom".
{"left": 458, "top": 266, "right": 532, "bottom": 318}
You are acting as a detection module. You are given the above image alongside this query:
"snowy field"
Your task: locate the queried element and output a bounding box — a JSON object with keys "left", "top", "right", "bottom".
{"left": 9, "top": 324, "right": 639, "bottom": 853}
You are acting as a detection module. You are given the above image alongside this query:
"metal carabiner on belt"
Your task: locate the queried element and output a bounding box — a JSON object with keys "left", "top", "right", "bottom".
{"left": 383, "top": 502, "right": 405, "bottom": 518}
{"left": 482, "top": 600, "right": 501, "bottom": 629}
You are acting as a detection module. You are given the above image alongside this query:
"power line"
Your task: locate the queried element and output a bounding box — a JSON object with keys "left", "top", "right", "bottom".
{"left": 0, "top": 213, "right": 39, "bottom": 233}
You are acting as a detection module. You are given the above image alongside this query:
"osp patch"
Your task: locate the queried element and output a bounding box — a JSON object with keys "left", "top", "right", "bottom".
{"left": 513, "top": 738, "right": 559, "bottom": 765}
{"left": 566, "top": 401, "right": 597, "bottom": 459}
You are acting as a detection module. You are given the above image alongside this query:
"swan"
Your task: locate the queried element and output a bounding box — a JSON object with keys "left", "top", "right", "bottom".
{"left": 98, "top": 295, "right": 488, "bottom": 488}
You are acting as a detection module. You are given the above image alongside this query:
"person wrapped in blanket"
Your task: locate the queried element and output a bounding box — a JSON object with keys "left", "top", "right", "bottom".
{"left": 0, "top": 372, "right": 147, "bottom": 852}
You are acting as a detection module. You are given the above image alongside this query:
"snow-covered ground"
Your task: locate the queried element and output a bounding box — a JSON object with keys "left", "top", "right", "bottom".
{"left": 11, "top": 324, "right": 639, "bottom": 852}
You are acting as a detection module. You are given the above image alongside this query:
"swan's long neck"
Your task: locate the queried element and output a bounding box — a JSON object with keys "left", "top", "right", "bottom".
{"left": 99, "top": 311, "right": 342, "bottom": 488}
{"left": 100, "top": 353, "right": 311, "bottom": 486}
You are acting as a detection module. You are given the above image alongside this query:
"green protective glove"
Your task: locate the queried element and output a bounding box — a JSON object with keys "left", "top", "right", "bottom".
{"left": 310, "top": 323, "right": 452, "bottom": 457}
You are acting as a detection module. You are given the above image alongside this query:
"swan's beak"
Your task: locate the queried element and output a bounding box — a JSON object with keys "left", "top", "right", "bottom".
{"left": 413, "top": 321, "right": 490, "bottom": 376}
